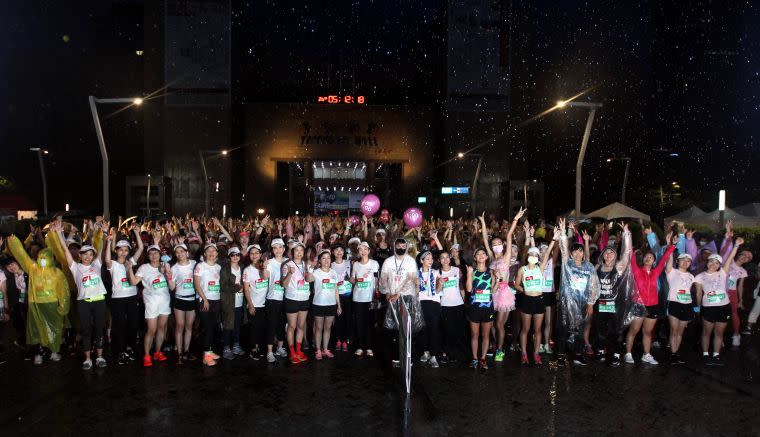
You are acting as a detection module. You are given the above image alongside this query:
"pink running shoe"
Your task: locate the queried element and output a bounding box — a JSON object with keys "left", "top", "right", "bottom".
{"left": 323, "top": 349, "right": 335, "bottom": 358}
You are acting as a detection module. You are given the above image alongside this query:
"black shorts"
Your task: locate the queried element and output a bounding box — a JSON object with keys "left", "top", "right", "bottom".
{"left": 173, "top": 297, "right": 197, "bottom": 312}
{"left": 515, "top": 292, "right": 524, "bottom": 309}
{"left": 466, "top": 305, "right": 494, "bottom": 323}
{"left": 702, "top": 304, "right": 731, "bottom": 323}
{"left": 519, "top": 294, "right": 545, "bottom": 315}
{"left": 542, "top": 292, "right": 556, "bottom": 307}
{"left": 667, "top": 301, "right": 694, "bottom": 322}
{"left": 284, "top": 298, "right": 310, "bottom": 314}
{"left": 645, "top": 305, "right": 662, "bottom": 320}
{"left": 312, "top": 304, "right": 337, "bottom": 317}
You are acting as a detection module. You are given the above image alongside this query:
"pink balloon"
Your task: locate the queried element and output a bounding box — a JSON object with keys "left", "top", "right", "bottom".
{"left": 360, "top": 194, "right": 381, "bottom": 216}
{"left": 348, "top": 215, "right": 361, "bottom": 226}
{"left": 403, "top": 207, "right": 423, "bottom": 228}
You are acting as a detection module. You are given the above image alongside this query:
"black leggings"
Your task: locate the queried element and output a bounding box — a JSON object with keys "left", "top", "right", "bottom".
{"left": 77, "top": 299, "right": 107, "bottom": 351}
{"left": 249, "top": 307, "right": 267, "bottom": 350}
{"left": 441, "top": 305, "right": 465, "bottom": 358}
{"left": 335, "top": 295, "right": 352, "bottom": 342}
{"left": 594, "top": 311, "right": 621, "bottom": 355}
{"left": 420, "top": 300, "right": 442, "bottom": 356}
{"left": 265, "top": 299, "right": 285, "bottom": 346}
{"left": 200, "top": 300, "right": 221, "bottom": 351}
{"left": 110, "top": 296, "right": 139, "bottom": 355}
{"left": 223, "top": 307, "right": 243, "bottom": 347}
{"left": 353, "top": 301, "right": 372, "bottom": 350}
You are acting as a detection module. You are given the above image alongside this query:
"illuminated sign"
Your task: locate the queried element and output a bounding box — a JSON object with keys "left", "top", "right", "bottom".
{"left": 317, "top": 95, "right": 366, "bottom": 104}
{"left": 441, "top": 186, "right": 469, "bottom": 194}
{"left": 417, "top": 196, "right": 427, "bottom": 204}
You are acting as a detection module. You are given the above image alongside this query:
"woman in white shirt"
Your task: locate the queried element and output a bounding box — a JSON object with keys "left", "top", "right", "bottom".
{"left": 332, "top": 244, "right": 352, "bottom": 352}
{"left": 311, "top": 250, "right": 341, "bottom": 360}
{"left": 664, "top": 235, "right": 695, "bottom": 365}
{"left": 282, "top": 242, "right": 314, "bottom": 364}
{"left": 418, "top": 251, "right": 442, "bottom": 368}
{"left": 695, "top": 237, "right": 743, "bottom": 366}
{"left": 127, "top": 244, "right": 172, "bottom": 367}
{"left": 104, "top": 225, "right": 144, "bottom": 365}
{"left": 438, "top": 251, "right": 464, "bottom": 364}
{"left": 243, "top": 244, "right": 267, "bottom": 360}
{"left": 55, "top": 223, "right": 108, "bottom": 370}
{"left": 168, "top": 241, "right": 197, "bottom": 364}
{"left": 194, "top": 243, "right": 223, "bottom": 366}
{"left": 350, "top": 242, "right": 379, "bottom": 357}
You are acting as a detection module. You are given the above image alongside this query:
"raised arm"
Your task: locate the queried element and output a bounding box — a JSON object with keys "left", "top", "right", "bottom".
{"left": 478, "top": 212, "right": 493, "bottom": 259}
{"left": 539, "top": 237, "right": 556, "bottom": 273}
{"left": 53, "top": 222, "right": 74, "bottom": 267}
{"left": 616, "top": 223, "right": 633, "bottom": 274}
{"left": 504, "top": 208, "right": 526, "bottom": 264}
{"left": 722, "top": 237, "right": 743, "bottom": 274}
{"left": 104, "top": 230, "right": 114, "bottom": 270}
{"left": 720, "top": 220, "right": 734, "bottom": 261}
{"left": 558, "top": 218, "right": 569, "bottom": 263}
{"left": 664, "top": 231, "right": 675, "bottom": 274}
{"left": 582, "top": 229, "right": 591, "bottom": 262}
{"left": 5, "top": 235, "right": 35, "bottom": 273}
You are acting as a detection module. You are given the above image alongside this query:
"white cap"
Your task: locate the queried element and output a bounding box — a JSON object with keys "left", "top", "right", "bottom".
{"left": 247, "top": 244, "right": 262, "bottom": 253}
{"left": 527, "top": 247, "right": 540, "bottom": 256}
{"left": 228, "top": 247, "right": 241, "bottom": 256}
{"left": 271, "top": 238, "right": 285, "bottom": 247}
{"left": 115, "top": 240, "right": 131, "bottom": 249}
{"left": 375, "top": 228, "right": 386, "bottom": 235}
{"left": 677, "top": 253, "right": 692, "bottom": 261}
{"left": 358, "top": 241, "right": 371, "bottom": 249}
{"left": 450, "top": 244, "right": 460, "bottom": 251}
{"left": 204, "top": 243, "right": 218, "bottom": 251}
{"left": 707, "top": 254, "right": 723, "bottom": 264}
{"left": 348, "top": 237, "right": 361, "bottom": 245}
{"left": 79, "top": 245, "right": 96, "bottom": 254}
{"left": 173, "top": 243, "right": 188, "bottom": 252}
{"left": 146, "top": 244, "right": 161, "bottom": 252}
{"left": 329, "top": 233, "right": 340, "bottom": 240}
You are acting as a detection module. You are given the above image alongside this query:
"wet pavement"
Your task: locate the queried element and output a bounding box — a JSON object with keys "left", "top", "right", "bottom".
{"left": 2, "top": 336, "right": 760, "bottom": 437}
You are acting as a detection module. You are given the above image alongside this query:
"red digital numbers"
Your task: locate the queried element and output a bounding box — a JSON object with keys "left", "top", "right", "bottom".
{"left": 317, "top": 95, "right": 366, "bottom": 104}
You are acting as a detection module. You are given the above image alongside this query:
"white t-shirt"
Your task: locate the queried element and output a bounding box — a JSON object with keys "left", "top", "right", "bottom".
{"left": 332, "top": 260, "right": 352, "bottom": 295}
{"left": 417, "top": 268, "right": 441, "bottom": 303}
{"left": 439, "top": 266, "right": 464, "bottom": 307}
{"left": 194, "top": 262, "right": 222, "bottom": 301}
{"left": 171, "top": 261, "right": 197, "bottom": 301}
{"left": 243, "top": 265, "right": 268, "bottom": 308}
{"left": 667, "top": 268, "right": 695, "bottom": 304}
{"left": 283, "top": 260, "right": 310, "bottom": 302}
{"left": 232, "top": 266, "right": 243, "bottom": 308}
{"left": 695, "top": 270, "right": 729, "bottom": 307}
{"left": 265, "top": 258, "right": 286, "bottom": 301}
{"left": 312, "top": 267, "right": 339, "bottom": 306}
{"left": 70, "top": 259, "right": 107, "bottom": 300}
{"left": 109, "top": 259, "right": 138, "bottom": 299}
{"left": 380, "top": 254, "right": 418, "bottom": 296}
{"left": 727, "top": 263, "right": 748, "bottom": 291}
{"left": 352, "top": 259, "right": 379, "bottom": 303}
{"left": 136, "top": 263, "right": 170, "bottom": 298}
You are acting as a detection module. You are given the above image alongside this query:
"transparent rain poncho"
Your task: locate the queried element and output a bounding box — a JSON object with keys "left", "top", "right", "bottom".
{"left": 594, "top": 230, "right": 645, "bottom": 329}
{"left": 558, "top": 235, "right": 600, "bottom": 337}
{"left": 7, "top": 235, "right": 70, "bottom": 353}
{"left": 384, "top": 294, "right": 425, "bottom": 334}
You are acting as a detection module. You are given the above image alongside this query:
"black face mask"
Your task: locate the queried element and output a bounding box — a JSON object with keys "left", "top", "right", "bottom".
{"left": 395, "top": 247, "right": 406, "bottom": 256}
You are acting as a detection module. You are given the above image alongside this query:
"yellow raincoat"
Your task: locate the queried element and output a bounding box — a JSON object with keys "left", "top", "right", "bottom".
{"left": 7, "top": 235, "right": 70, "bottom": 353}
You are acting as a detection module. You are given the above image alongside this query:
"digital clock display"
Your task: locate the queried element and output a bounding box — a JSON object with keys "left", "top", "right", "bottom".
{"left": 317, "top": 95, "right": 366, "bottom": 104}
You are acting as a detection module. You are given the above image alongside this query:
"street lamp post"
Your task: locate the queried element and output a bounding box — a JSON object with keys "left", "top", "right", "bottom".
{"left": 88, "top": 95, "right": 143, "bottom": 219}
{"left": 606, "top": 156, "right": 631, "bottom": 204}
{"left": 556, "top": 100, "right": 603, "bottom": 217}
{"left": 29, "top": 148, "right": 49, "bottom": 216}
{"left": 199, "top": 148, "right": 229, "bottom": 216}
{"left": 457, "top": 152, "right": 484, "bottom": 215}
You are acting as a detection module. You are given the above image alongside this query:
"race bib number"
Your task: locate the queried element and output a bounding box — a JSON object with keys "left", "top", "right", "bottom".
{"left": 121, "top": 277, "right": 130, "bottom": 285}
{"left": 273, "top": 280, "right": 285, "bottom": 292}
{"left": 728, "top": 278, "right": 736, "bottom": 289}
{"left": 706, "top": 291, "right": 726, "bottom": 304}
{"left": 524, "top": 276, "right": 541, "bottom": 288}
{"left": 355, "top": 278, "right": 370, "bottom": 289}
{"left": 598, "top": 299, "right": 616, "bottom": 313}
{"left": 152, "top": 277, "right": 167, "bottom": 289}
{"left": 82, "top": 275, "right": 101, "bottom": 288}
{"left": 321, "top": 279, "right": 336, "bottom": 290}
{"left": 544, "top": 279, "right": 554, "bottom": 288}
{"left": 675, "top": 289, "right": 691, "bottom": 304}
{"left": 255, "top": 279, "right": 269, "bottom": 290}
{"left": 297, "top": 280, "right": 310, "bottom": 293}
{"left": 474, "top": 289, "right": 491, "bottom": 303}
{"left": 182, "top": 279, "right": 194, "bottom": 290}
{"left": 207, "top": 281, "right": 220, "bottom": 292}
{"left": 443, "top": 278, "right": 457, "bottom": 289}
{"left": 338, "top": 281, "right": 352, "bottom": 294}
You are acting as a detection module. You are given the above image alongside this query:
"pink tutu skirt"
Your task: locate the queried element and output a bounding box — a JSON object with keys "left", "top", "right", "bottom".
{"left": 493, "top": 283, "right": 515, "bottom": 312}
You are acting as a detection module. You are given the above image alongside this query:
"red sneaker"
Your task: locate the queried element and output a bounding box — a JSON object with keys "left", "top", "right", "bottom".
{"left": 153, "top": 351, "right": 168, "bottom": 362}
{"left": 533, "top": 353, "right": 543, "bottom": 365}
{"left": 290, "top": 354, "right": 301, "bottom": 364}
{"left": 341, "top": 341, "right": 349, "bottom": 352}
{"left": 520, "top": 353, "right": 529, "bottom": 365}
{"left": 143, "top": 354, "right": 153, "bottom": 367}
{"left": 297, "top": 351, "right": 308, "bottom": 362}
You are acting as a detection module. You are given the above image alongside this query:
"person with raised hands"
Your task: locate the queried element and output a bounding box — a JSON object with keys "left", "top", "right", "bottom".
{"left": 664, "top": 232, "right": 695, "bottom": 365}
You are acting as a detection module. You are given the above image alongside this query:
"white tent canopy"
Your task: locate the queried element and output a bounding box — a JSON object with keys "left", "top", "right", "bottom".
{"left": 733, "top": 203, "right": 760, "bottom": 217}
{"left": 585, "top": 202, "right": 651, "bottom": 221}
{"left": 680, "top": 208, "right": 759, "bottom": 228}
{"left": 664, "top": 205, "right": 706, "bottom": 223}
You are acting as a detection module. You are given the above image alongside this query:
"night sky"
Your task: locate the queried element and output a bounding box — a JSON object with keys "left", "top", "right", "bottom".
{"left": 2, "top": 0, "right": 759, "bottom": 219}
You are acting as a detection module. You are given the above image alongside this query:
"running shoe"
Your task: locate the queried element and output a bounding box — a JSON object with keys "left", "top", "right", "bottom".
{"left": 556, "top": 354, "right": 567, "bottom": 366}
{"left": 118, "top": 352, "right": 131, "bottom": 365}
{"left": 315, "top": 350, "right": 323, "bottom": 360}
{"left": 583, "top": 343, "right": 594, "bottom": 357}
{"left": 233, "top": 344, "right": 246, "bottom": 356}
{"left": 95, "top": 356, "right": 107, "bottom": 368}
{"left": 223, "top": 348, "right": 235, "bottom": 360}
{"left": 420, "top": 351, "right": 431, "bottom": 363}
{"left": 741, "top": 325, "right": 752, "bottom": 335}
{"left": 596, "top": 350, "right": 606, "bottom": 362}
{"left": 623, "top": 353, "right": 635, "bottom": 364}
{"left": 710, "top": 354, "right": 724, "bottom": 367}
{"left": 208, "top": 351, "right": 221, "bottom": 360}
{"left": 266, "top": 352, "right": 276, "bottom": 363}
{"left": 183, "top": 352, "right": 197, "bottom": 362}
{"left": 732, "top": 335, "right": 741, "bottom": 347}
{"left": 50, "top": 352, "right": 62, "bottom": 362}
{"left": 479, "top": 358, "right": 488, "bottom": 370}
{"left": 439, "top": 354, "right": 449, "bottom": 365}
{"left": 296, "top": 351, "right": 308, "bottom": 362}
{"left": 249, "top": 350, "right": 262, "bottom": 361}
{"left": 670, "top": 353, "right": 685, "bottom": 365}
{"left": 153, "top": 351, "right": 168, "bottom": 362}
{"left": 341, "top": 341, "right": 349, "bottom": 352}
{"left": 290, "top": 354, "right": 301, "bottom": 364}
{"left": 203, "top": 353, "right": 217, "bottom": 367}
{"left": 143, "top": 354, "right": 153, "bottom": 367}
{"left": 355, "top": 348, "right": 364, "bottom": 357}
{"left": 276, "top": 347, "right": 288, "bottom": 358}
{"left": 641, "top": 353, "right": 658, "bottom": 365}
{"left": 470, "top": 359, "right": 479, "bottom": 369}
{"left": 538, "top": 344, "right": 546, "bottom": 354}
{"left": 533, "top": 353, "right": 542, "bottom": 365}
{"left": 573, "top": 355, "right": 589, "bottom": 366}
{"left": 33, "top": 354, "right": 43, "bottom": 365}
{"left": 366, "top": 350, "right": 374, "bottom": 357}
{"left": 323, "top": 349, "right": 335, "bottom": 358}
{"left": 429, "top": 356, "right": 439, "bottom": 368}
{"left": 82, "top": 359, "right": 93, "bottom": 370}
{"left": 610, "top": 353, "right": 621, "bottom": 367}
{"left": 520, "top": 353, "right": 529, "bottom": 365}
{"left": 495, "top": 349, "right": 505, "bottom": 362}
{"left": 544, "top": 343, "right": 553, "bottom": 354}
